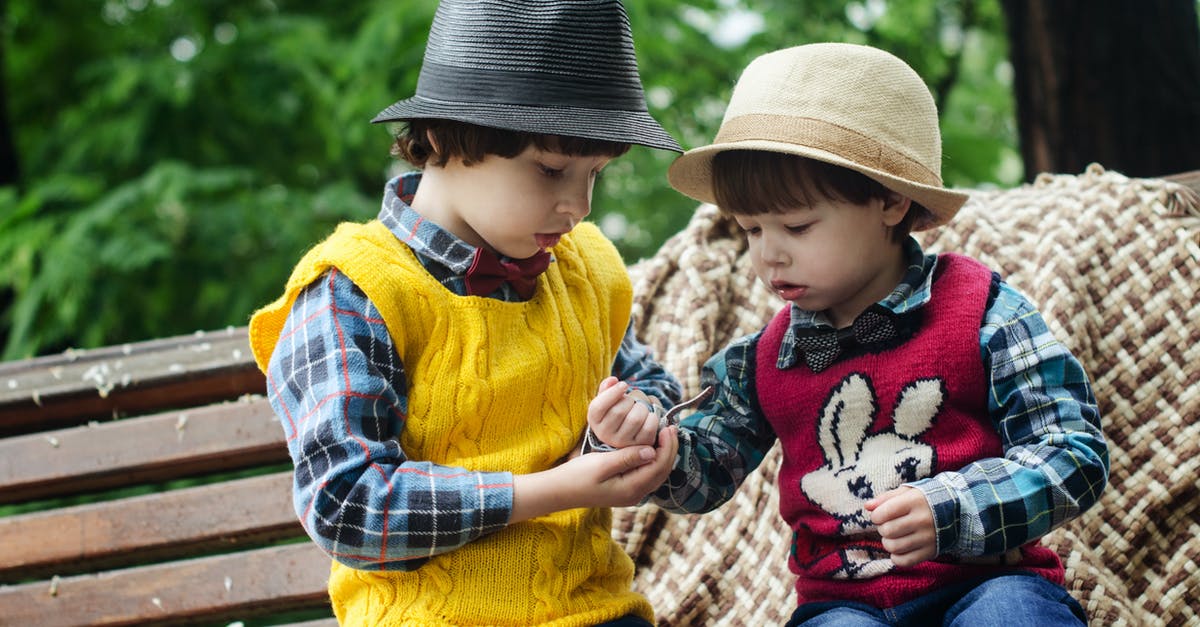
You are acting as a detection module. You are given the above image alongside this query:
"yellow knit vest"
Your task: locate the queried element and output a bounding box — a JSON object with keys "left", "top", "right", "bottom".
{"left": 249, "top": 220, "right": 652, "bottom": 626}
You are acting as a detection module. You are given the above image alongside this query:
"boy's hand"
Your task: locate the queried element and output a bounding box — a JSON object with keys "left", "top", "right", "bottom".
{"left": 865, "top": 486, "right": 937, "bottom": 568}
{"left": 587, "top": 376, "right": 662, "bottom": 448}
{"left": 511, "top": 425, "right": 679, "bottom": 523}
{"left": 570, "top": 425, "right": 678, "bottom": 507}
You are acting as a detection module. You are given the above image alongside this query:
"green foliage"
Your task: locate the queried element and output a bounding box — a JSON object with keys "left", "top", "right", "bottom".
{"left": 0, "top": 0, "right": 1020, "bottom": 359}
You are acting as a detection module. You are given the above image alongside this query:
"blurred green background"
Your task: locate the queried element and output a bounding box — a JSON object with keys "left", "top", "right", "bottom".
{"left": 1, "top": 0, "right": 1024, "bottom": 359}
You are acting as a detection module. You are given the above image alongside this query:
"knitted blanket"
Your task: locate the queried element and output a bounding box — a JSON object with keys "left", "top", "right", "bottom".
{"left": 619, "top": 165, "right": 1200, "bottom": 626}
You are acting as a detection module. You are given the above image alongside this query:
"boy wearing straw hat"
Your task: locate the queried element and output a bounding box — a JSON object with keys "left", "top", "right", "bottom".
{"left": 589, "top": 43, "right": 1108, "bottom": 625}
{"left": 247, "top": 1, "right": 685, "bottom": 625}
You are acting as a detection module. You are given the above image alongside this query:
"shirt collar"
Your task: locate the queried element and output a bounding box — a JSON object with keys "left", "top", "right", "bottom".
{"left": 378, "top": 172, "right": 481, "bottom": 274}
{"left": 778, "top": 237, "right": 937, "bottom": 368}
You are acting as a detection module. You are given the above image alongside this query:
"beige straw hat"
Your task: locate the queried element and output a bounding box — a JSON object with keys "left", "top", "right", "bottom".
{"left": 667, "top": 42, "right": 968, "bottom": 230}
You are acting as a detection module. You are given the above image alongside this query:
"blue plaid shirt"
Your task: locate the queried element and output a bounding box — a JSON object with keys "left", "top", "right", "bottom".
{"left": 651, "top": 240, "right": 1109, "bottom": 558}
{"left": 265, "top": 173, "right": 681, "bottom": 570}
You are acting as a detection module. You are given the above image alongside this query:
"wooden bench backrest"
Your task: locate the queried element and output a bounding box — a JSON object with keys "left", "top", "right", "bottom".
{"left": 0, "top": 328, "right": 336, "bottom": 626}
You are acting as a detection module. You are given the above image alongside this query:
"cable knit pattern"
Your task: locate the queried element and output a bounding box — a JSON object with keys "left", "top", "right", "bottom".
{"left": 251, "top": 221, "right": 649, "bottom": 626}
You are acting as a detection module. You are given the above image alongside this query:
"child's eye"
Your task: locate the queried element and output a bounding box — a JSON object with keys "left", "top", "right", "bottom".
{"left": 742, "top": 226, "right": 761, "bottom": 236}
{"left": 539, "top": 165, "right": 564, "bottom": 178}
{"left": 787, "top": 224, "right": 811, "bottom": 234}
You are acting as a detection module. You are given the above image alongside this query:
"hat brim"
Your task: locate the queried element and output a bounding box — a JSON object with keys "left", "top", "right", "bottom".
{"left": 373, "top": 96, "right": 682, "bottom": 153}
{"left": 667, "top": 139, "right": 969, "bottom": 230}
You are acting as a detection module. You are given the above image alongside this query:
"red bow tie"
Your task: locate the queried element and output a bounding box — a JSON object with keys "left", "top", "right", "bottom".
{"left": 464, "top": 247, "right": 552, "bottom": 299}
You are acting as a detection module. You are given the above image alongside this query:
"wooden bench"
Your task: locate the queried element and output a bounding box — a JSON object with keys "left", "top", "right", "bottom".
{"left": 2, "top": 169, "right": 1196, "bottom": 626}
{"left": 0, "top": 328, "right": 335, "bottom": 626}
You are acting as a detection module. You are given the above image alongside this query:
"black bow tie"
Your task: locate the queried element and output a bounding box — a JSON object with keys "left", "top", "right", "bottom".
{"left": 792, "top": 306, "right": 905, "bottom": 372}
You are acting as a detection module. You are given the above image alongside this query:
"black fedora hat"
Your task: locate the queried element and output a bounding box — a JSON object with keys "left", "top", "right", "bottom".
{"left": 372, "top": 0, "right": 682, "bottom": 153}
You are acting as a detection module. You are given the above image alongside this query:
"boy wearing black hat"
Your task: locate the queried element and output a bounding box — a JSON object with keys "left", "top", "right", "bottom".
{"left": 248, "top": 1, "right": 682, "bottom": 625}
{"left": 589, "top": 43, "right": 1108, "bottom": 625}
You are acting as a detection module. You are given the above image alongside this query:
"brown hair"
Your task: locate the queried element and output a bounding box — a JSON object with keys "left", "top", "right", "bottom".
{"left": 392, "top": 119, "right": 631, "bottom": 168}
{"left": 711, "top": 150, "right": 919, "bottom": 242}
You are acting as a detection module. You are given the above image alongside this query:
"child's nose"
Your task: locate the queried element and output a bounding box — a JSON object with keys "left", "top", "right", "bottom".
{"left": 558, "top": 184, "right": 592, "bottom": 221}
{"left": 759, "top": 232, "right": 790, "bottom": 265}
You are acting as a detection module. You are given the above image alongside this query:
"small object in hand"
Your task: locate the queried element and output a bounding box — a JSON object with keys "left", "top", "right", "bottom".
{"left": 631, "top": 397, "right": 658, "bottom": 414}
{"left": 658, "top": 385, "right": 716, "bottom": 430}
{"left": 582, "top": 386, "right": 717, "bottom": 454}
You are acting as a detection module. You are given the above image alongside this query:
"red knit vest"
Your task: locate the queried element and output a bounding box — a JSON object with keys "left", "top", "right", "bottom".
{"left": 755, "top": 253, "right": 1063, "bottom": 608}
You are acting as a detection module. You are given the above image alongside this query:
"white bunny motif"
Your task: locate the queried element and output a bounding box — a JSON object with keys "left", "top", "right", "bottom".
{"left": 799, "top": 373, "right": 945, "bottom": 578}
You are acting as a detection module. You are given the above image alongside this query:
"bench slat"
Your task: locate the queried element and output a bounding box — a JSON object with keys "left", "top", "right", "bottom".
{"left": 0, "top": 543, "right": 330, "bottom": 627}
{"left": 0, "top": 328, "right": 264, "bottom": 437}
{"left": 0, "top": 397, "right": 287, "bottom": 505}
{"left": 0, "top": 471, "right": 300, "bottom": 582}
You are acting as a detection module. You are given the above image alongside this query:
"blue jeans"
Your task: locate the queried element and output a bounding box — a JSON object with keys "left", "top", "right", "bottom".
{"left": 785, "top": 574, "right": 1088, "bottom": 626}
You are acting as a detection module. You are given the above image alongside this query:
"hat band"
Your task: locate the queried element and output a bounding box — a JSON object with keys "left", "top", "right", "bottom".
{"left": 417, "top": 61, "right": 648, "bottom": 111}
{"left": 713, "top": 114, "right": 942, "bottom": 187}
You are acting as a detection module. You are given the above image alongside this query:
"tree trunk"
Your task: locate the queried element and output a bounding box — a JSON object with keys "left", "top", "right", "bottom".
{"left": 1002, "top": 0, "right": 1200, "bottom": 180}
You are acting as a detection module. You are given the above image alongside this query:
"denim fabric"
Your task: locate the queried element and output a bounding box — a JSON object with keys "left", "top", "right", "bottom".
{"left": 785, "top": 574, "right": 1087, "bottom": 626}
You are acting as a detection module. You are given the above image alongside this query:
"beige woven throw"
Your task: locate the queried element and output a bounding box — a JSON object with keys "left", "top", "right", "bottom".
{"left": 617, "top": 164, "right": 1200, "bottom": 626}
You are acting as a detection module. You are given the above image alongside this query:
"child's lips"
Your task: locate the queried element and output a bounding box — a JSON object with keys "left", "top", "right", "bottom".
{"left": 771, "top": 280, "right": 807, "bottom": 300}
{"left": 535, "top": 233, "right": 563, "bottom": 249}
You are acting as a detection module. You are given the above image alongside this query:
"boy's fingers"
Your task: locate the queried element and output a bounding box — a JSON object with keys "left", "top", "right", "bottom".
{"left": 881, "top": 530, "right": 918, "bottom": 552}
{"left": 614, "top": 445, "right": 656, "bottom": 471}
{"left": 637, "top": 412, "right": 660, "bottom": 444}
{"left": 889, "top": 544, "right": 934, "bottom": 568}
{"left": 599, "top": 380, "right": 629, "bottom": 405}
{"left": 657, "top": 425, "right": 678, "bottom": 460}
{"left": 868, "top": 500, "right": 901, "bottom": 526}
{"left": 593, "top": 384, "right": 631, "bottom": 424}
{"left": 580, "top": 446, "right": 652, "bottom": 486}
{"left": 864, "top": 486, "right": 904, "bottom": 510}
{"left": 867, "top": 487, "right": 924, "bottom": 525}
{"left": 614, "top": 428, "right": 673, "bottom": 472}
{"left": 616, "top": 402, "right": 653, "bottom": 441}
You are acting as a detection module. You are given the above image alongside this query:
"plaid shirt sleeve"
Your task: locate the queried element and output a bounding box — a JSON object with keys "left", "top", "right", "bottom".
{"left": 909, "top": 279, "right": 1110, "bottom": 557}
{"left": 648, "top": 332, "right": 778, "bottom": 513}
{"left": 611, "top": 323, "right": 682, "bottom": 407}
{"left": 265, "top": 269, "right": 513, "bottom": 571}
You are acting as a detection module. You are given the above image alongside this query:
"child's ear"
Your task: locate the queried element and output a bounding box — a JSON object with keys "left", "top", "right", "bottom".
{"left": 881, "top": 192, "right": 912, "bottom": 227}
{"left": 424, "top": 129, "right": 442, "bottom": 157}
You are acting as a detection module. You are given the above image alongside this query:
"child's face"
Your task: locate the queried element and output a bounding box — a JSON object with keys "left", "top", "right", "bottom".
{"left": 424, "top": 145, "right": 615, "bottom": 260}
{"left": 733, "top": 193, "right": 909, "bottom": 327}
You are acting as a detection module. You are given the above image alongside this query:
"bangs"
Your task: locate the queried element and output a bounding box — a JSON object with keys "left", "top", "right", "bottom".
{"left": 399, "top": 119, "right": 630, "bottom": 167}
{"left": 529, "top": 133, "right": 632, "bottom": 159}
{"left": 711, "top": 151, "right": 889, "bottom": 215}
